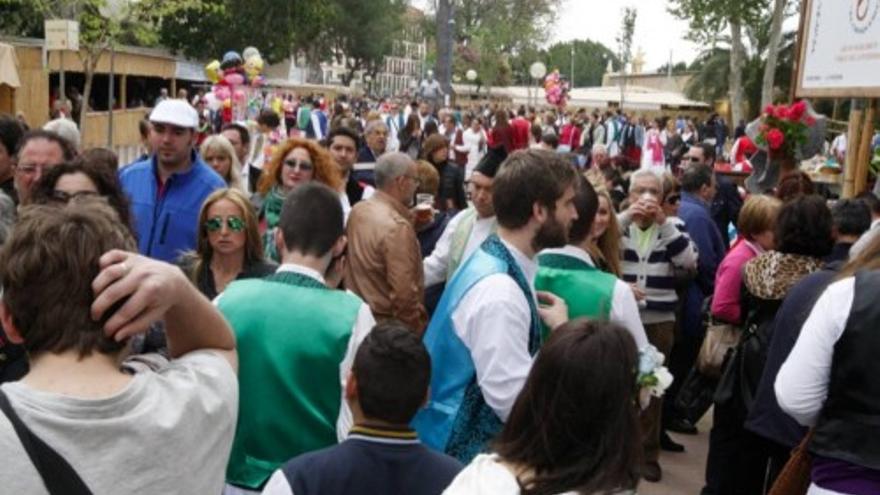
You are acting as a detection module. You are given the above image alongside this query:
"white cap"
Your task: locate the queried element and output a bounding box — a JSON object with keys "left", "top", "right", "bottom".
{"left": 149, "top": 99, "right": 198, "bottom": 129}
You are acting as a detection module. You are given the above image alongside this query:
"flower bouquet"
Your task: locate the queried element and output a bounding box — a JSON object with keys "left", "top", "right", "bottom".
{"left": 637, "top": 344, "right": 674, "bottom": 410}
{"left": 755, "top": 101, "right": 817, "bottom": 173}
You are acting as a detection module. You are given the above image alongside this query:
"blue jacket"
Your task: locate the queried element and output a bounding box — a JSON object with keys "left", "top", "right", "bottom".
{"left": 679, "top": 192, "right": 726, "bottom": 336}
{"left": 120, "top": 151, "right": 225, "bottom": 262}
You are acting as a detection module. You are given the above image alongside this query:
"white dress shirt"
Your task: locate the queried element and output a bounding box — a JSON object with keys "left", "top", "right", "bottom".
{"left": 540, "top": 245, "right": 649, "bottom": 350}
{"left": 455, "top": 128, "right": 487, "bottom": 178}
{"left": 450, "top": 238, "right": 537, "bottom": 422}
{"left": 423, "top": 212, "right": 496, "bottom": 287}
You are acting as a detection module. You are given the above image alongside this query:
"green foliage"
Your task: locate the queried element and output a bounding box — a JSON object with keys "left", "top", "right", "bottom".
{"left": 537, "top": 40, "right": 618, "bottom": 87}
{"left": 667, "top": 0, "right": 764, "bottom": 45}
{"left": 617, "top": 7, "right": 637, "bottom": 70}
{"left": 323, "top": 0, "right": 406, "bottom": 85}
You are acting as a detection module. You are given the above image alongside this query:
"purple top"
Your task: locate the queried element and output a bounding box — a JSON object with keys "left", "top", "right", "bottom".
{"left": 711, "top": 239, "right": 761, "bottom": 323}
{"left": 813, "top": 456, "right": 880, "bottom": 495}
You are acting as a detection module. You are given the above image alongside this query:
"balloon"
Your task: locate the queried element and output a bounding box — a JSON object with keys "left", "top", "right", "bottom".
{"left": 233, "top": 89, "right": 246, "bottom": 103}
{"left": 271, "top": 97, "right": 282, "bottom": 115}
{"left": 242, "top": 46, "right": 261, "bottom": 62}
{"left": 244, "top": 55, "right": 264, "bottom": 79}
{"left": 220, "top": 51, "right": 243, "bottom": 70}
{"left": 214, "top": 86, "right": 231, "bottom": 100}
{"left": 251, "top": 75, "right": 265, "bottom": 88}
{"left": 224, "top": 73, "right": 245, "bottom": 86}
{"left": 205, "top": 60, "right": 221, "bottom": 83}
{"left": 204, "top": 93, "right": 221, "bottom": 111}
{"left": 223, "top": 98, "right": 232, "bottom": 109}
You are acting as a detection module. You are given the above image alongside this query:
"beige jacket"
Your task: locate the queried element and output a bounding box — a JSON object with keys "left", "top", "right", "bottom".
{"left": 344, "top": 191, "right": 428, "bottom": 333}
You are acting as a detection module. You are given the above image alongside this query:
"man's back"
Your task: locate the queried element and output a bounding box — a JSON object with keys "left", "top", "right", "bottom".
{"left": 265, "top": 430, "right": 462, "bottom": 495}
{"left": 345, "top": 194, "right": 427, "bottom": 331}
{"left": 219, "top": 272, "right": 368, "bottom": 490}
{"left": 510, "top": 117, "right": 531, "bottom": 150}
{"left": 0, "top": 352, "right": 237, "bottom": 494}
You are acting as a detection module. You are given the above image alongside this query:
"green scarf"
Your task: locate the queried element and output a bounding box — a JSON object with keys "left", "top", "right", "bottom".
{"left": 261, "top": 186, "right": 287, "bottom": 262}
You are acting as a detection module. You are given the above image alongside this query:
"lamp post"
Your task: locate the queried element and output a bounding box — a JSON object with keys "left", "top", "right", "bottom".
{"left": 570, "top": 42, "right": 575, "bottom": 89}
{"left": 99, "top": 1, "right": 128, "bottom": 148}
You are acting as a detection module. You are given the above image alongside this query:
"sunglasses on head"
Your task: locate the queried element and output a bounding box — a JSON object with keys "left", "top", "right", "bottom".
{"left": 205, "top": 216, "right": 246, "bottom": 233}
{"left": 283, "top": 159, "right": 314, "bottom": 172}
{"left": 50, "top": 190, "right": 100, "bottom": 203}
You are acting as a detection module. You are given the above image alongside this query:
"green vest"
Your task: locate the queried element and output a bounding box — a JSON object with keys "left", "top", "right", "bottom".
{"left": 535, "top": 252, "right": 617, "bottom": 340}
{"left": 220, "top": 271, "right": 363, "bottom": 490}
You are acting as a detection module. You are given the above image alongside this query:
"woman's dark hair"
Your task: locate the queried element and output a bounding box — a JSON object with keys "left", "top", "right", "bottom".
{"left": 775, "top": 194, "right": 833, "bottom": 258}
{"left": 423, "top": 120, "right": 439, "bottom": 138}
{"left": 775, "top": 171, "right": 815, "bottom": 203}
{"left": 80, "top": 147, "right": 120, "bottom": 173}
{"left": 403, "top": 114, "right": 421, "bottom": 135}
{"left": 494, "top": 319, "right": 641, "bottom": 495}
{"left": 32, "top": 158, "right": 135, "bottom": 237}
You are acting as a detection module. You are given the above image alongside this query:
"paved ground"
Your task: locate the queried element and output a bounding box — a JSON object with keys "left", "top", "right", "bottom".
{"left": 638, "top": 412, "right": 712, "bottom": 495}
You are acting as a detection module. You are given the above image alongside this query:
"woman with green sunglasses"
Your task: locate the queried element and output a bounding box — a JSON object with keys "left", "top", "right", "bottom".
{"left": 178, "top": 188, "right": 276, "bottom": 299}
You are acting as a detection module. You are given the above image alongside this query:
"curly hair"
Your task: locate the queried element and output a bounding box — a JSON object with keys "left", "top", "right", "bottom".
{"left": 257, "top": 137, "right": 343, "bottom": 196}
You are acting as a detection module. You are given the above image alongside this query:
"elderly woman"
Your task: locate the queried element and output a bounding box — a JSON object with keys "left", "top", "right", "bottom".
{"left": 711, "top": 194, "right": 782, "bottom": 324}
{"left": 255, "top": 137, "right": 343, "bottom": 261}
{"left": 200, "top": 135, "right": 244, "bottom": 191}
{"left": 179, "top": 188, "right": 276, "bottom": 300}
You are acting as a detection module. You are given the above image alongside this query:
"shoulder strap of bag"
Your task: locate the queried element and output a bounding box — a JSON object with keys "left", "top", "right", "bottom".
{"left": 0, "top": 389, "right": 92, "bottom": 495}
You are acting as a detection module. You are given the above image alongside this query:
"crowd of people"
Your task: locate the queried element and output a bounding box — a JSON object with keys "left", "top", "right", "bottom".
{"left": 0, "top": 87, "right": 878, "bottom": 495}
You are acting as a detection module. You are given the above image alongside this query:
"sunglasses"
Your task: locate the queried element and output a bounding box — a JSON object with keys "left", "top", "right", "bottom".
{"left": 283, "top": 159, "right": 314, "bottom": 172}
{"left": 205, "top": 216, "right": 246, "bottom": 233}
{"left": 50, "top": 190, "right": 100, "bottom": 203}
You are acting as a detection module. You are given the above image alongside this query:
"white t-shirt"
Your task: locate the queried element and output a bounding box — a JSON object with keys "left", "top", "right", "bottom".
{"left": 0, "top": 351, "right": 238, "bottom": 494}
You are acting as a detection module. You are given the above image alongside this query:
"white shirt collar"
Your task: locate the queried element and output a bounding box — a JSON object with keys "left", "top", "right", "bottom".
{"left": 499, "top": 238, "right": 538, "bottom": 284}
{"left": 872, "top": 218, "right": 880, "bottom": 230}
{"left": 276, "top": 263, "right": 326, "bottom": 285}
{"left": 540, "top": 245, "right": 595, "bottom": 267}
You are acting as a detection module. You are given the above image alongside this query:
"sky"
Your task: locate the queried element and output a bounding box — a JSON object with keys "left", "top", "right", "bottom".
{"left": 552, "top": 0, "right": 701, "bottom": 71}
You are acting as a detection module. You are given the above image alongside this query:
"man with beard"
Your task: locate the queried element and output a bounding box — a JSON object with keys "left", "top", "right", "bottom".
{"left": 618, "top": 169, "right": 698, "bottom": 483}
{"left": 412, "top": 149, "right": 576, "bottom": 463}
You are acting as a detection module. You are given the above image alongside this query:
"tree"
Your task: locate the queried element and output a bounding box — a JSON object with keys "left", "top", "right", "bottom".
{"left": 616, "top": 7, "right": 637, "bottom": 107}
{"left": 430, "top": 0, "right": 560, "bottom": 91}
{"left": 322, "top": 0, "right": 405, "bottom": 86}
{"left": 761, "top": 0, "right": 788, "bottom": 108}
{"left": 669, "top": 0, "right": 767, "bottom": 126}
{"left": 518, "top": 40, "right": 619, "bottom": 88}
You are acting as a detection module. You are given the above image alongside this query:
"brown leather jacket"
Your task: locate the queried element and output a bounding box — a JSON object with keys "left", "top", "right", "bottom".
{"left": 344, "top": 191, "right": 428, "bottom": 333}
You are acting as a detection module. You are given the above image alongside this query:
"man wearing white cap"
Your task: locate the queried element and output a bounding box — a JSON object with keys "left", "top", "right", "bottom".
{"left": 119, "top": 99, "right": 225, "bottom": 262}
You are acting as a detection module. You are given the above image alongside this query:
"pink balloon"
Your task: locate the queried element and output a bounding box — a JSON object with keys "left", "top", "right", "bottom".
{"left": 214, "top": 86, "right": 231, "bottom": 100}
{"left": 233, "top": 89, "right": 246, "bottom": 102}
{"left": 224, "top": 73, "right": 245, "bottom": 86}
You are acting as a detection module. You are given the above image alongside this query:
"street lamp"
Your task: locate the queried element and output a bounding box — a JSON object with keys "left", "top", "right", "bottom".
{"left": 99, "top": 1, "right": 129, "bottom": 148}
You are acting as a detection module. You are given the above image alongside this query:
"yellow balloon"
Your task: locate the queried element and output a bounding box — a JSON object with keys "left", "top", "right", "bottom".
{"left": 244, "top": 55, "right": 264, "bottom": 79}
{"left": 205, "top": 60, "right": 221, "bottom": 83}
{"left": 271, "top": 97, "right": 282, "bottom": 114}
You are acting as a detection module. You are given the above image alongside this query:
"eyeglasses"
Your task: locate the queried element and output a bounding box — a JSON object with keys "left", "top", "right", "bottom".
{"left": 205, "top": 216, "right": 246, "bottom": 233}
{"left": 50, "top": 190, "right": 100, "bottom": 203}
{"left": 283, "top": 159, "right": 313, "bottom": 172}
{"left": 16, "top": 163, "right": 48, "bottom": 177}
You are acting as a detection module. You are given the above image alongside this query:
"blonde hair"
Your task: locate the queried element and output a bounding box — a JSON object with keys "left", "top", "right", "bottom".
{"left": 416, "top": 160, "right": 440, "bottom": 196}
{"left": 200, "top": 135, "right": 244, "bottom": 192}
{"left": 737, "top": 194, "right": 782, "bottom": 240}
{"left": 587, "top": 190, "right": 622, "bottom": 277}
{"left": 185, "top": 188, "right": 263, "bottom": 284}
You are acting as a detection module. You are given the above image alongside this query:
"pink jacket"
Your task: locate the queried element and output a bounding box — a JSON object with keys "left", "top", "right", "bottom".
{"left": 711, "top": 239, "right": 762, "bottom": 324}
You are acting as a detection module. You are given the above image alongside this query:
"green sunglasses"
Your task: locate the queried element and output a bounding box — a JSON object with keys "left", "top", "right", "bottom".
{"left": 205, "top": 216, "right": 246, "bottom": 233}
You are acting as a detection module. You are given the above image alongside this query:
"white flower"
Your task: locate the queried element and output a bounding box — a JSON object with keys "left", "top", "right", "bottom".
{"left": 638, "top": 345, "right": 665, "bottom": 375}
{"left": 650, "top": 366, "right": 674, "bottom": 397}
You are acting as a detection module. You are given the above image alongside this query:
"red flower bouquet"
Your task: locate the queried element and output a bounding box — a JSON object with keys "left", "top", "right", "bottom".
{"left": 756, "top": 101, "right": 813, "bottom": 158}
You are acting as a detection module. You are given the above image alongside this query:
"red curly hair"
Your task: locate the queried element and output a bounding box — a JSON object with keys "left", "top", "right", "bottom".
{"left": 257, "top": 137, "right": 343, "bottom": 195}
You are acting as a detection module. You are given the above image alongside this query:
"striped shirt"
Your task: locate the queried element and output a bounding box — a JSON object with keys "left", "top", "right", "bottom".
{"left": 620, "top": 218, "right": 698, "bottom": 324}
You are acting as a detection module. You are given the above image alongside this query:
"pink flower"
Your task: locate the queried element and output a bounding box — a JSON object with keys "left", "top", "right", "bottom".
{"left": 764, "top": 104, "right": 775, "bottom": 116}
{"left": 767, "top": 128, "right": 785, "bottom": 150}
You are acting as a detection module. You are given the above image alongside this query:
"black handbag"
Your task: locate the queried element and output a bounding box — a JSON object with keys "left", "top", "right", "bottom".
{"left": 674, "top": 366, "right": 718, "bottom": 425}
{"left": 0, "top": 390, "right": 93, "bottom": 495}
